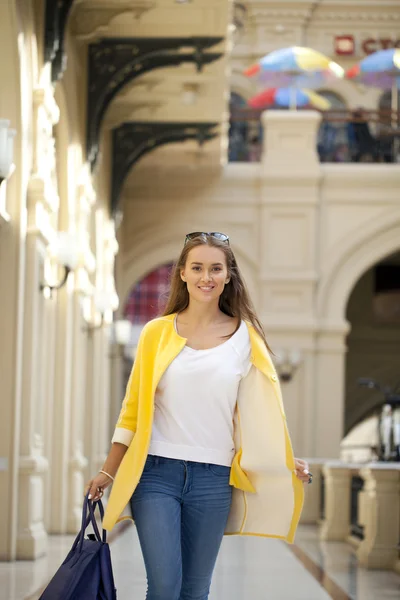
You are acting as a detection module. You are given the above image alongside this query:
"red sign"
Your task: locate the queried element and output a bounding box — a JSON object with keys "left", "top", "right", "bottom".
{"left": 334, "top": 35, "right": 400, "bottom": 56}
{"left": 334, "top": 35, "right": 355, "bottom": 56}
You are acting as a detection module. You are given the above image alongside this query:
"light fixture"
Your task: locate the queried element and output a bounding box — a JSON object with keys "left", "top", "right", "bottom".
{"left": 40, "top": 231, "right": 81, "bottom": 295}
{"left": 274, "top": 349, "right": 302, "bottom": 383}
{"left": 85, "top": 289, "right": 119, "bottom": 334}
{"left": 0, "top": 120, "right": 16, "bottom": 185}
{"left": 114, "top": 319, "right": 132, "bottom": 346}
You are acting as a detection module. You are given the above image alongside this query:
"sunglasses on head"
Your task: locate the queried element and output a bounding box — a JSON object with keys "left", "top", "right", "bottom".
{"left": 184, "top": 232, "right": 230, "bottom": 246}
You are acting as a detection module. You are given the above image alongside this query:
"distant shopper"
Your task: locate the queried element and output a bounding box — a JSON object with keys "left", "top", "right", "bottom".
{"left": 350, "top": 108, "right": 380, "bottom": 162}
{"left": 86, "top": 232, "right": 310, "bottom": 600}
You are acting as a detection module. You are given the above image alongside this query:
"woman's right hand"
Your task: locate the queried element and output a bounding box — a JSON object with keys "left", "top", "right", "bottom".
{"left": 85, "top": 472, "right": 114, "bottom": 502}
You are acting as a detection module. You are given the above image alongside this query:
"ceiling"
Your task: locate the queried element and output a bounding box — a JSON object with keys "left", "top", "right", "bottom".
{"left": 63, "top": 0, "right": 234, "bottom": 208}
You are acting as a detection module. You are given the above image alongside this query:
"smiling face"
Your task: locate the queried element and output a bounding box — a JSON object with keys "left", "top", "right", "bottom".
{"left": 180, "top": 244, "right": 230, "bottom": 304}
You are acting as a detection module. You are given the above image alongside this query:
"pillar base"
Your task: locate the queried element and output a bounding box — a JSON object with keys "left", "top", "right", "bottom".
{"left": 16, "top": 524, "right": 47, "bottom": 560}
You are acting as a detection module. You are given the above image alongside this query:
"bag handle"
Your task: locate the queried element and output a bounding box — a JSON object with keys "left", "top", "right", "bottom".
{"left": 72, "top": 494, "right": 106, "bottom": 555}
{"left": 89, "top": 495, "right": 107, "bottom": 543}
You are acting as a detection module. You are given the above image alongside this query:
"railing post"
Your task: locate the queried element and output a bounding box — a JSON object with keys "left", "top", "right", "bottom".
{"left": 319, "top": 462, "right": 355, "bottom": 541}
{"left": 357, "top": 464, "right": 400, "bottom": 569}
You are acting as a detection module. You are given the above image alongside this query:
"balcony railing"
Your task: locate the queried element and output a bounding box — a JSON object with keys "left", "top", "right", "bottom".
{"left": 229, "top": 108, "right": 400, "bottom": 164}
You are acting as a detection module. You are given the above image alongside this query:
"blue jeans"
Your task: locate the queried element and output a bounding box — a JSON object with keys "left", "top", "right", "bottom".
{"left": 130, "top": 455, "right": 233, "bottom": 600}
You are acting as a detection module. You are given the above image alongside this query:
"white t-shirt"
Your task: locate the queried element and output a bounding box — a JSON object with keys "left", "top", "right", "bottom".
{"left": 148, "top": 319, "right": 252, "bottom": 466}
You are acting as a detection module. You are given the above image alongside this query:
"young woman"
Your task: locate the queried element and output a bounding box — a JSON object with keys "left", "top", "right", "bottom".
{"left": 86, "top": 232, "right": 311, "bottom": 600}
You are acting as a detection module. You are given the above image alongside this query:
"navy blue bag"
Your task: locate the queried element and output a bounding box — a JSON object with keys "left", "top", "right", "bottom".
{"left": 39, "top": 494, "right": 117, "bottom": 599}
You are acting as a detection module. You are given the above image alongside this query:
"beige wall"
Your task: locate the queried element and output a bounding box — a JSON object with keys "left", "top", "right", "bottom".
{"left": 0, "top": 0, "right": 118, "bottom": 560}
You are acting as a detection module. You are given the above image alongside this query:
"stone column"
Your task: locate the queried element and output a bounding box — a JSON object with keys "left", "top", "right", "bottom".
{"left": 67, "top": 292, "right": 89, "bottom": 533}
{"left": 16, "top": 84, "right": 61, "bottom": 558}
{"left": 357, "top": 464, "right": 400, "bottom": 569}
{"left": 259, "top": 110, "right": 322, "bottom": 458}
{"left": 314, "top": 324, "right": 349, "bottom": 457}
{"left": 16, "top": 227, "right": 49, "bottom": 559}
{"left": 0, "top": 0, "right": 28, "bottom": 561}
{"left": 319, "top": 462, "right": 354, "bottom": 541}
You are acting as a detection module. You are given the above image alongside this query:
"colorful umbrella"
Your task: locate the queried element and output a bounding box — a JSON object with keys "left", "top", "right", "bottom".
{"left": 244, "top": 46, "right": 344, "bottom": 91}
{"left": 346, "top": 48, "right": 400, "bottom": 90}
{"left": 248, "top": 87, "right": 331, "bottom": 111}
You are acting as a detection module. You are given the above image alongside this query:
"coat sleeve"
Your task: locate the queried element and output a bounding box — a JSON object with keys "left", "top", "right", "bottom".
{"left": 111, "top": 326, "right": 146, "bottom": 446}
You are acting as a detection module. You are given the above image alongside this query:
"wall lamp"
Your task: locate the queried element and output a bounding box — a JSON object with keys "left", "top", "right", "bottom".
{"left": 108, "top": 319, "right": 133, "bottom": 358}
{"left": 85, "top": 289, "right": 120, "bottom": 334}
{"left": 40, "top": 231, "right": 81, "bottom": 296}
{"left": 114, "top": 319, "right": 133, "bottom": 346}
{"left": 0, "top": 119, "right": 16, "bottom": 186}
{"left": 274, "top": 349, "right": 302, "bottom": 383}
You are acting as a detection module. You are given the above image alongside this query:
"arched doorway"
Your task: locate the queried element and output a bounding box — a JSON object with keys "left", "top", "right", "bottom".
{"left": 314, "top": 213, "right": 400, "bottom": 457}
{"left": 345, "top": 250, "right": 400, "bottom": 441}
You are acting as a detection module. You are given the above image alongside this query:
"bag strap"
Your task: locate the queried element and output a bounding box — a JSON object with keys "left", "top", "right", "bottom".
{"left": 73, "top": 494, "right": 107, "bottom": 554}
{"left": 89, "top": 496, "right": 107, "bottom": 543}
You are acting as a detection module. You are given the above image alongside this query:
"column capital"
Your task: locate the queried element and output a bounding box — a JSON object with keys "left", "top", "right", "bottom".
{"left": 261, "top": 109, "right": 322, "bottom": 179}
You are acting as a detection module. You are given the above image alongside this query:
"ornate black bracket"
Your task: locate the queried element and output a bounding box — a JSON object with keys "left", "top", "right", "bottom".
{"left": 111, "top": 121, "right": 218, "bottom": 215}
{"left": 44, "top": 0, "right": 76, "bottom": 82}
{"left": 87, "top": 37, "right": 223, "bottom": 165}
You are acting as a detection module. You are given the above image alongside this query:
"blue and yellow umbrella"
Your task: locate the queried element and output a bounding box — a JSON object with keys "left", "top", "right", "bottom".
{"left": 245, "top": 46, "right": 344, "bottom": 90}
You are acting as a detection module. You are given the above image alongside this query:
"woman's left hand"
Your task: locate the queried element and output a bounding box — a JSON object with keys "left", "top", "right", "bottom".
{"left": 294, "top": 458, "right": 311, "bottom": 483}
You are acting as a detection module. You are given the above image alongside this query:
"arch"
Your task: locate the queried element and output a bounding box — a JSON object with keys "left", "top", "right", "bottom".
{"left": 119, "top": 226, "right": 259, "bottom": 312}
{"left": 317, "top": 207, "right": 400, "bottom": 322}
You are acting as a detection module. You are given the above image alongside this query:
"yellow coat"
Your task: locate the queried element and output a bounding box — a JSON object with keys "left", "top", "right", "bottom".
{"left": 103, "top": 314, "right": 304, "bottom": 543}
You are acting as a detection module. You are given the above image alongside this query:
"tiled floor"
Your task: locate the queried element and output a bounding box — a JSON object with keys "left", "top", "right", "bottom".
{"left": 295, "top": 525, "right": 400, "bottom": 600}
{"left": 0, "top": 525, "right": 399, "bottom": 600}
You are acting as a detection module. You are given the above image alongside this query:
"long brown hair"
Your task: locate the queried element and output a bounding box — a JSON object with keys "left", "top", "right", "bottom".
{"left": 162, "top": 235, "right": 271, "bottom": 351}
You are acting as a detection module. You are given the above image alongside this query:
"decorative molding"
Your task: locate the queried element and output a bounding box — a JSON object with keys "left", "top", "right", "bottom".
{"left": 71, "top": 1, "right": 156, "bottom": 41}
{"left": 86, "top": 36, "right": 224, "bottom": 165}
{"left": 44, "top": 0, "right": 76, "bottom": 82}
{"left": 111, "top": 121, "right": 218, "bottom": 214}
{"left": 19, "top": 455, "right": 49, "bottom": 475}
{"left": 28, "top": 87, "right": 60, "bottom": 247}
{"left": 248, "top": 8, "right": 400, "bottom": 24}
{"left": 312, "top": 11, "right": 400, "bottom": 22}
{"left": 248, "top": 9, "right": 310, "bottom": 24}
